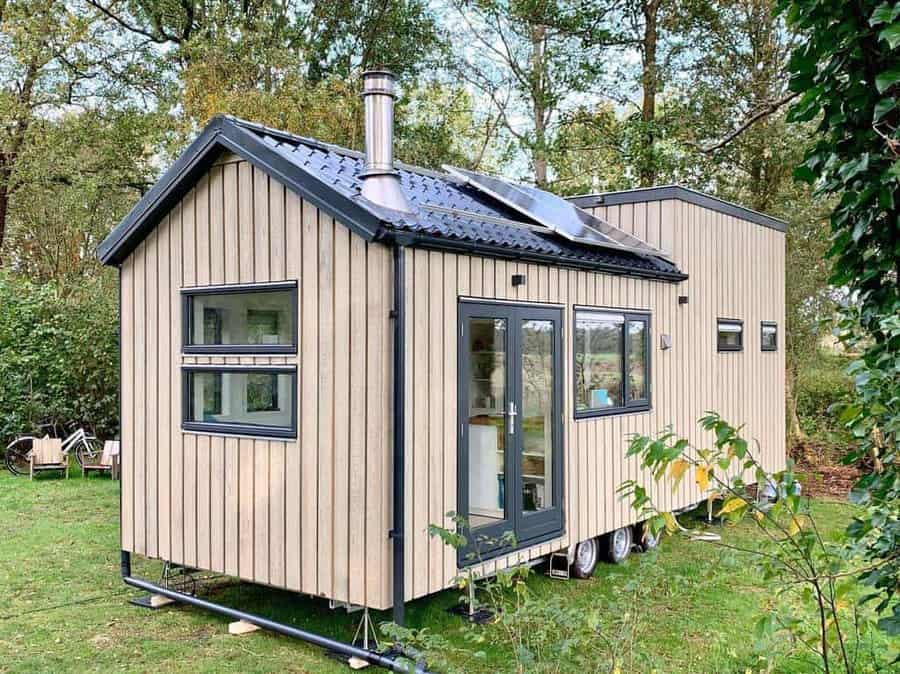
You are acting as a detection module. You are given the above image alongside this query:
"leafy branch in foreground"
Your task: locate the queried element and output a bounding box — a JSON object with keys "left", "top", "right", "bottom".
{"left": 618, "top": 412, "right": 896, "bottom": 673}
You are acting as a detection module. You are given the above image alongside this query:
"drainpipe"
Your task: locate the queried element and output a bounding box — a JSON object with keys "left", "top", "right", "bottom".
{"left": 390, "top": 243, "right": 406, "bottom": 626}
{"left": 120, "top": 550, "right": 426, "bottom": 673}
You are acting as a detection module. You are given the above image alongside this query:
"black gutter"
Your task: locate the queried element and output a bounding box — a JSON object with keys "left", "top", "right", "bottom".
{"left": 389, "top": 244, "right": 407, "bottom": 626}
{"left": 389, "top": 231, "right": 688, "bottom": 283}
{"left": 120, "top": 551, "right": 426, "bottom": 673}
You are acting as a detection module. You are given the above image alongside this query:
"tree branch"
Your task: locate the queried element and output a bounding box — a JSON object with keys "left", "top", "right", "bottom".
{"left": 695, "top": 91, "right": 799, "bottom": 153}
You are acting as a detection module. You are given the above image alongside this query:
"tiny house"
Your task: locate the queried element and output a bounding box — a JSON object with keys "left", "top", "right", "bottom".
{"left": 99, "top": 72, "right": 785, "bottom": 635}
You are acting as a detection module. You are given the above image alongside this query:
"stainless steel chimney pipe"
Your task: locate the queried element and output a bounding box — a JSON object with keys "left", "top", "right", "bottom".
{"left": 360, "top": 70, "right": 413, "bottom": 213}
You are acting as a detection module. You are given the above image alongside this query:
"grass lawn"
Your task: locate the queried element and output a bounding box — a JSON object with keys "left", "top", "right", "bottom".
{"left": 0, "top": 469, "right": 893, "bottom": 673}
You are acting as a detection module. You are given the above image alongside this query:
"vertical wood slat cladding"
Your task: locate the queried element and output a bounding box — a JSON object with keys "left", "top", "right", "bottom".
{"left": 120, "top": 159, "right": 393, "bottom": 609}
{"left": 122, "top": 156, "right": 784, "bottom": 609}
{"left": 403, "top": 200, "right": 784, "bottom": 599}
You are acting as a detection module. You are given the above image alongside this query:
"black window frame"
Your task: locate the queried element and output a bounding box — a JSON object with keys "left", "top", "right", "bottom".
{"left": 760, "top": 321, "right": 778, "bottom": 352}
{"left": 182, "top": 281, "right": 298, "bottom": 354}
{"left": 182, "top": 365, "right": 297, "bottom": 439}
{"left": 717, "top": 318, "right": 744, "bottom": 352}
{"left": 573, "top": 307, "right": 652, "bottom": 420}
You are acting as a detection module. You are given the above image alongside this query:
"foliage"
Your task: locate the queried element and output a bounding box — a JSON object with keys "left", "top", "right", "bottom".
{"left": 0, "top": 272, "right": 119, "bottom": 443}
{"left": 620, "top": 413, "right": 896, "bottom": 671}
{"left": 794, "top": 351, "right": 854, "bottom": 442}
{"left": 780, "top": 0, "right": 900, "bottom": 635}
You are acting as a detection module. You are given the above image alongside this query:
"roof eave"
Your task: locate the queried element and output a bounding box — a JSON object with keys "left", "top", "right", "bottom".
{"left": 388, "top": 231, "right": 688, "bottom": 283}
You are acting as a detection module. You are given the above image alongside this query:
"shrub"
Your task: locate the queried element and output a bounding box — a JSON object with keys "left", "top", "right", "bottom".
{"left": 795, "top": 351, "right": 854, "bottom": 442}
{"left": 0, "top": 272, "right": 119, "bottom": 444}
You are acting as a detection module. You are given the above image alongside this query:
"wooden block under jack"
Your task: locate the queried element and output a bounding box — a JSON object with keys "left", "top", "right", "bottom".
{"left": 150, "top": 594, "right": 176, "bottom": 608}
{"left": 228, "top": 619, "right": 262, "bottom": 636}
{"left": 347, "top": 657, "right": 370, "bottom": 670}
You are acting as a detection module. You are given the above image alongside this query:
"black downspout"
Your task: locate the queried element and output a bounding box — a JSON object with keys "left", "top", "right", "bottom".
{"left": 390, "top": 243, "right": 406, "bottom": 626}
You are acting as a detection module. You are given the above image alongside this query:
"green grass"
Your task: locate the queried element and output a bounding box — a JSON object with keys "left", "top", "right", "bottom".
{"left": 0, "top": 470, "right": 892, "bottom": 673}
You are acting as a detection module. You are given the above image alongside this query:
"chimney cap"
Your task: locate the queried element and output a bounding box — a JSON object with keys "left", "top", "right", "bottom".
{"left": 361, "top": 69, "right": 398, "bottom": 98}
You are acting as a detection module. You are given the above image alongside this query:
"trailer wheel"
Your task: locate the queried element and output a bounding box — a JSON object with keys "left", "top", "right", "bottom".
{"left": 634, "top": 521, "right": 661, "bottom": 552}
{"left": 601, "top": 526, "right": 633, "bottom": 564}
{"left": 571, "top": 537, "right": 599, "bottom": 578}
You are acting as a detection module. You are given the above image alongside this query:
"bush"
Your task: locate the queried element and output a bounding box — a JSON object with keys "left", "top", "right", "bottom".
{"left": 795, "top": 350, "right": 854, "bottom": 442}
{"left": 0, "top": 272, "right": 119, "bottom": 444}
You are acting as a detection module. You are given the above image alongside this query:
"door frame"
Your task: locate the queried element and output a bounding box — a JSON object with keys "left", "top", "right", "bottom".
{"left": 457, "top": 299, "right": 565, "bottom": 564}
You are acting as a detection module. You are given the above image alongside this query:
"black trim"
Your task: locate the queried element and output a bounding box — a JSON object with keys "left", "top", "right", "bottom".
{"left": 761, "top": 321, "right": 778, "bottom": 352}
{"left": 572, "top": 308, "right": 652, "bottom": 420}
{"left": 717, "top": 318, "right": 744, "bottom": 352}
{"left": 391, "top": 245, "right": 406, "bottom": 626}
{"left": 119, "top": 551, "right": 429, "bottom": 674}
{"left": 181, "top": 281, "right": 298, "bottom": 354}
{"left": 98, "top": 116, "right": 384, "bottom": 266}
{"left": 568, "top": 186, "right": 787, "bottom": 232}
{"left": 389, "top": 231, "right": 688, "bottom": 283}
{"left": 182, "top": 365, "right": 297, "bottom": 439}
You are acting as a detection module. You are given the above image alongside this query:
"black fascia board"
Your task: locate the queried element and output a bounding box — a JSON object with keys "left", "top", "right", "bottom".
{"left": 388, "top": 230, "right": 689, "bottom": 283}
{"left": 568, "top": 186, "right": 787, "bottom": 233}
{"left": 97, "top": 117, "right": 384, "bottom": 266}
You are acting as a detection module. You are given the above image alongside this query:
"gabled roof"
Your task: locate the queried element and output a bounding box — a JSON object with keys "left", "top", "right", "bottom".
{"left": 98, "top": 116, "right": 686, "bottom": 281}
{"left": 568, "top": 186, "right": 787, "bottom": 232}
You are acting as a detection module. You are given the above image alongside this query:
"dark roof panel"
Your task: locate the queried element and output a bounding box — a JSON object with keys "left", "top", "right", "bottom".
{"left": 99, "top": 116, "right": 686, "bottom": 281}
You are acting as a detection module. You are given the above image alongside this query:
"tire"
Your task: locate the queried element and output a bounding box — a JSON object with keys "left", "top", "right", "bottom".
{"left": 634, "top": 521, "right": 662, "bottom": 552}
{"left": 571, "top": 537, "right": 599, "bottom": 578}
{"left": 4, "top": 437, "right": 34, "bottom": 476}
{"left": 75, "top": 436, "right": 102, "bottom": 468}
{"left": 601, "top": 526, "right": 633, "bottom": 564}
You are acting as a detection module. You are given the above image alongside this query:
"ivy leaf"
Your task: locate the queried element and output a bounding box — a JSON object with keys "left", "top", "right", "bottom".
{"left": 880, "top": 22, "right": 900, "bottom": 48}
{"left": 874, "top": 97, "right": 897, "bottom": 121}
{"left": 870, "top": 2, "right": 900, "bottom": 25}
{"left": 875, "top": 65, "right": 900, "bottom": 93}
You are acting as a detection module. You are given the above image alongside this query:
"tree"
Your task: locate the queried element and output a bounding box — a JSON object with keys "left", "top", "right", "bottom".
{"left": 447, "top": 0, "right": 614, "bottom": 186}
{"left": 781, "top": 0, "right": 900, "bottom": 636}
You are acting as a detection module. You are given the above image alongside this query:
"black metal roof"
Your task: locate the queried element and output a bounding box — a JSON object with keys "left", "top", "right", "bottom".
{"left": 568, "top": 186, "right": 787, "bottom": 232}
{"left": 98, "top": 116, "right": 686, "bottom": 281}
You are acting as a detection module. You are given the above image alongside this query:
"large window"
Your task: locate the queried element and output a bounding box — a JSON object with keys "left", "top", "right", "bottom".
{"left": 183, "top": 367, "right": 297, "bottom": 438}
{"left": 182, "top": 282, "right": 297, "bottom": 354}
{"left": 761, "top": 322, "right": 778, "bottom": 351}
{"left": 574, "top": 309, "right": 650, "bottom": 418}
{"left": 717, "top": 319, "right": 744, "bottom": 352}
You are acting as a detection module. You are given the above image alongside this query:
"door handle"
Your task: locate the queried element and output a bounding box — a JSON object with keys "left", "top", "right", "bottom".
{"left": 508, "top": 401, "right": 517, "bottom": 434}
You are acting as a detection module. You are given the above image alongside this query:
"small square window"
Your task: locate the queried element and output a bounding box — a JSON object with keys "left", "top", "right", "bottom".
{"left": 761, "top": 322, "right": 778, "bottom": 351}
{"left": 717, "top": 319, "right": 743, "bottom": 352}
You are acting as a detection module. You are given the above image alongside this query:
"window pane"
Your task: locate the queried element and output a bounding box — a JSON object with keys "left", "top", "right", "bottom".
{"left": 466, "top": 318, "right": 507, "bottom": 530}
{"left": 628, "top": 320, "right": 647, "bottom": 400}
{"left": 521, "top": 319, "right": 554, "bottom": 513}
{"left": 575, "top": 314, "right": 624, "bottom": 410}
{"left": 761, "top": 324, "right": 777, "bottom": 350}
{"left": 189, "top": 290, "right": 292, "bottom": 346}
{"left": 718, "top": 321, "right": 743, "bottom": 349}
{"left": 186, "top": 370, "right": 294, "bottom": 431}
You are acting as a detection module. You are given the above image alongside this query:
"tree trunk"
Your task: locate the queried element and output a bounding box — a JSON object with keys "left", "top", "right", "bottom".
{"left": 531, "top": 24, "right": 548, "bottom": 188}
{"left": 786, "top": 366, "right": 805, "bottom": 441}
{"left": 639, "top": 0, "right": 659, "bottom": 187}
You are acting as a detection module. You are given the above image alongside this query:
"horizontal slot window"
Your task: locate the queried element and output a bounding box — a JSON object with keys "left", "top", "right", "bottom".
{"left": 182, "top": 282, "right": 297, "bottom": 354}
{"left": 717, "top": 319, "right": 743, "bottom": 352}
{"left": 183, "top": 367, "right": 296, "bottom": 439}
{"left": 574, "top": 309, "right": 650, "bottom": 418}
{"left": 761, "top": 322, "right": 778, "bottom": 351}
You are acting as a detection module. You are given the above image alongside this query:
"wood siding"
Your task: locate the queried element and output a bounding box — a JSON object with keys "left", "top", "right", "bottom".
{"left": 401, "top": 198, "right": 785, "bottom": 600}
{"left": 121, "top": 159, "right": 785, "bottom": 609}
{"left": 120, "top": 156, "right": 394, "bottom": 609}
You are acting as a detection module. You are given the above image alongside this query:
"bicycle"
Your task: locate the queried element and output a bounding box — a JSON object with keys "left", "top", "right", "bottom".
{"left": 4, "top": 422, "right": 103, "bottom": 476}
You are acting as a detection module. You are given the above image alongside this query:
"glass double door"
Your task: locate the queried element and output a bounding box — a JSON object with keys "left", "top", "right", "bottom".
{"left": 459, "top": 301, "right": 563, "bottom": 558}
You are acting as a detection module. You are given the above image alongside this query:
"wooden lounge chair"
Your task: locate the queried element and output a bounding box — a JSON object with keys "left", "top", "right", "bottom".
{"left": 83, "top": 440, "right": 119, "bottom": 479}
{"left": 30, "top": 437, "right": 68, "bottom": 480}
